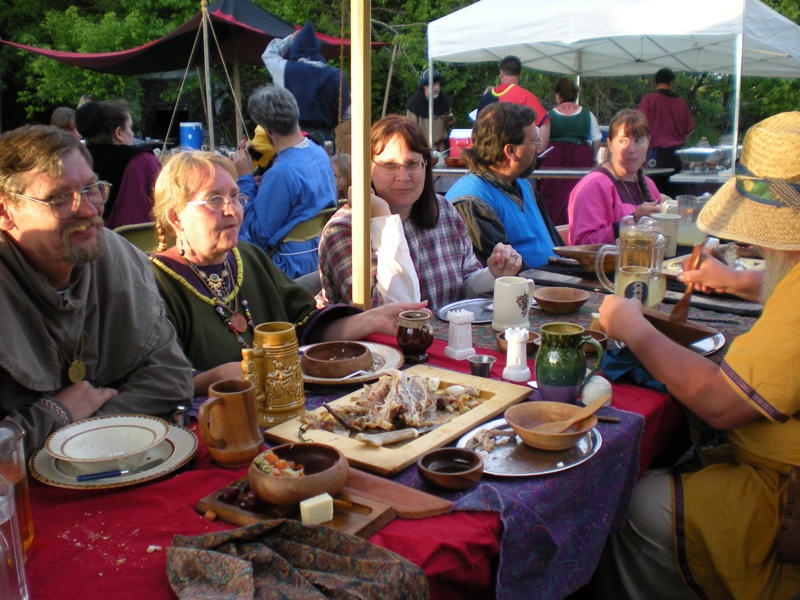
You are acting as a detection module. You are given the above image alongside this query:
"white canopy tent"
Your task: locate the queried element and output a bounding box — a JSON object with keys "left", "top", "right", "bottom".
{"left": 426, "top": 0, "right": 800, "bottom": 165}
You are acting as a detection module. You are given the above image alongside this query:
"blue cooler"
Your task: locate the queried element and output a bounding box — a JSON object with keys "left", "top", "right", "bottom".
{"left": 179, "top": 122, "right": 203, "bottom": 150}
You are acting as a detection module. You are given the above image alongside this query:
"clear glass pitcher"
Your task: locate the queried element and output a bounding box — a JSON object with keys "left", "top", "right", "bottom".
{"left": 675, "top": 194, "right": 709, "bottom": 246}
{"left": 595, "top": 216, "right": 667, "bottom": 307}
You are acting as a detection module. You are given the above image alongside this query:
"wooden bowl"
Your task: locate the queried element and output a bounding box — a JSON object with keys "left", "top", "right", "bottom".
{"left": 504, "top": 401, "right": 597, "bottom": 451}
{"left": 496, "top": 330, "right": 539, "bottom": 356}
{"left": 533, "top": 287, "right": 591, "bottom": 315}
{"left": 417, "top": 448, "right": 484, "bottom": 491}
{"left": 248, "top": 443, "right": 349, "bottom": 505}
{"left": 300, "top": 341, "right": 372, "bottom": 379}
{"left": 552, "top": 244, "right": 614, "bottom": 274}
{"left": 445, "top": 157, "right": 465, "bottom": 168}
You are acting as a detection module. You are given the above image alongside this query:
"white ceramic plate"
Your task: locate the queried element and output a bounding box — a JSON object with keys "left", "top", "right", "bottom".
{"left": 299, "top": 342, "right": 403, "bottom": 385}
{"left": 456, "top": 417, "right": 602, "bottom": 477}
{"left": 689, "top": 332, "right": 725, "bottom": 356}
{"left": 30, "top": 424, "right": 197, "bottom": 490}
{"left": 44, "top": 414, "right": 170, "bottom": 470}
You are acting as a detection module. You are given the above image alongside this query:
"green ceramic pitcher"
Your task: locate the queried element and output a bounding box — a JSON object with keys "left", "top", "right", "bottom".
{"left": 534, "top": 322, "right": 604, "bottom": 404}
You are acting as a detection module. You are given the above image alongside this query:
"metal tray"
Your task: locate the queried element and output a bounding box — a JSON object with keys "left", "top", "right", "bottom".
{"left": 455, "top": 417, "right": 602, "bottom": 477}
{"left": 436, "top": 298, "right": 494, "bottom": 323}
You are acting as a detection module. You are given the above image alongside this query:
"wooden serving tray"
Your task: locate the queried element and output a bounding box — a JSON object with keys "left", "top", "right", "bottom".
{"left": 196, "top": 467, "right": 452, "bottom": 537}
{"left": 264, "top": 365, "right": 532, "bottom": 476}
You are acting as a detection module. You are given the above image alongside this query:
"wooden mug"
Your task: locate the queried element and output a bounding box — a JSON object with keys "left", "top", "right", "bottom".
{"left": 198, "top": 379, "right": 262, "bottom": 468}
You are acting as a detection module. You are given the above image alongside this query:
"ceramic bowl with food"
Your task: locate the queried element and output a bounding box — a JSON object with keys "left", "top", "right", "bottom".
{"left": 417, "top": 447, "right": 484, "bottom": 491}
{"left": 532, "top": 287, "right": 591, "bottom": 315}
{"left": 504, "top": 401, "right": 597, "bottom": 451}
{"left": 248, "top": 443, "right": 349, "bottom": 506}
{"left": 300, "top": 341, "right": 372, "bottom": 379}
{"left": 44, "top": 414, "right": 170, "bottom": 475}
{"left": 496, "top": 330, "right": 539, "bottom": 356}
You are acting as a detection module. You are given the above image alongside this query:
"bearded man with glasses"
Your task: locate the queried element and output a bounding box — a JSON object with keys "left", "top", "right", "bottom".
{"left": 0, "top": 125, "right": 193, "bottom": 456}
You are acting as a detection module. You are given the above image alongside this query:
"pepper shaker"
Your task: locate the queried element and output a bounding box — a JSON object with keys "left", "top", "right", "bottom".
{"left": 444, "top": 309, "right": 475, "bottom": 360}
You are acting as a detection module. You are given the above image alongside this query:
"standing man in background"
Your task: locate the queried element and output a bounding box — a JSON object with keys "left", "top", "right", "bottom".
{"left": 637, "top": 67, "right": 695, "bottom": 196}
{"left": 476, "top": 55, "right": 550, "bottom": 151}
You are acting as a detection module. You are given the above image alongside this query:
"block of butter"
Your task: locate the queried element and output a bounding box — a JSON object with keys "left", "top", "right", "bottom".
{"left": 300, "top": 492, "right": 334, "bottom": 525}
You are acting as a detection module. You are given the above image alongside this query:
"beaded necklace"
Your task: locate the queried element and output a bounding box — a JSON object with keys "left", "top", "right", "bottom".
{"left": 150, "top": 248, "right": 255, "bottom": 348}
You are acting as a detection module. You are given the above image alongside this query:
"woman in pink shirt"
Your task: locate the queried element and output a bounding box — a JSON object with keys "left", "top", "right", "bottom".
{"left": 568, "top": 109, "right": 661, "bottom": 245}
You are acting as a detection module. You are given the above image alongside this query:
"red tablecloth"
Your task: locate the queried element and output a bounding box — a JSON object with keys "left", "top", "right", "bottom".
{"left": 25, "top": 335, "right": 680, "bottom": 599}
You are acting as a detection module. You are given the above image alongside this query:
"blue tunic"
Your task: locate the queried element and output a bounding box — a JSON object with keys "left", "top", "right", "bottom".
{"left": 239, "top": 141, "right": 336, "bottom": 278}
{"left": 445, "top": 174, "right": 554, "bottom": 268}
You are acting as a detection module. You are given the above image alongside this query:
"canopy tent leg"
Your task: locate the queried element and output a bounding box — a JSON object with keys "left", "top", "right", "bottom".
{"left": 731, "top": 32, "right": 744, "bottom": 171}
{"left": 350, "top": 0, "right": 371, "bottom": 309}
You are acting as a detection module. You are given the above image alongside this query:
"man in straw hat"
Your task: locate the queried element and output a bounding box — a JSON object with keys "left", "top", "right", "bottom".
{"left": 594, "top": 112, "right": 800, "bottom": 597}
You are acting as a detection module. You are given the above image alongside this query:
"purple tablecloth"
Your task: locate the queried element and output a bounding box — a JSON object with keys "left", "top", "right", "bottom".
{"left": 306, "top": 389, "right": 644, "bottom": 600}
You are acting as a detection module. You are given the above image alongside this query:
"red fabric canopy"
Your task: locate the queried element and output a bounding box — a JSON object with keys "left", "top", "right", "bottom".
{"left": 0, "top": 0, "right": 379, "bottom": 76}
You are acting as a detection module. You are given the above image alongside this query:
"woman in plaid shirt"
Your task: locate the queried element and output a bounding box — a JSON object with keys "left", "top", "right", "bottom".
{"left": 317, "top": 115, "right": 521, "bottom": 309}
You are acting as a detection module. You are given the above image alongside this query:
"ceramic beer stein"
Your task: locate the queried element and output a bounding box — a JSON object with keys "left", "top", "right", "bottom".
{"left": 534, "top": 322, "right": 604, "bottom": 404}
{"left": 491, "top": 276, "right": 535, "bottom": 332}
{"left": 241, "top": 322, "right": 306, "bottom": 427}
{"left": 397, "top": 310, "right": 434, "bottom": 363}
{"left": 198, "top": 379, "right": 263, "bottom": 468}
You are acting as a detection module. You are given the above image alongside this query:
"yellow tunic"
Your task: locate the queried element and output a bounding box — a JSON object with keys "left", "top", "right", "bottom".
{"left": 675, "top": 263, "right": 800, "bottom": 598}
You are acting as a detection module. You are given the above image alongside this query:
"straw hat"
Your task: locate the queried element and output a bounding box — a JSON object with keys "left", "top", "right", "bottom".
{"left": 698, "top": 111, "right": 800, "bottom": 250}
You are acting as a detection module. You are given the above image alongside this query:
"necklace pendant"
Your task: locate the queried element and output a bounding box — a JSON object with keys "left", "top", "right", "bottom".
{"left": 68, "top": 360, "right": 86, "bottom": 383}
{"left": 229, "top": 311, "right": 248, "bottom": 334}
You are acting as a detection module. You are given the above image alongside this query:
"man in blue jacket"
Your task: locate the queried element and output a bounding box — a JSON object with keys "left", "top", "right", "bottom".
{"left": 446, "top": 102, "right": 559, "bottom": 269}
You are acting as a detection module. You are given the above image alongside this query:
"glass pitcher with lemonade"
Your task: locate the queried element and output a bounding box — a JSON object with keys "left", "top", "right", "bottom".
{"left": 595, "top": 216, "right": 667, "bottom": 307}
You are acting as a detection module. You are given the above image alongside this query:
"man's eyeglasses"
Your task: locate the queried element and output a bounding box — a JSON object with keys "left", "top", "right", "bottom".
{"left": 373, "top": 160, "right": 427, "bottom": 175}
{"left": 186, "top": 193, "right": 248, "bottom": 212}
{"left": 10, "top": 180, "right": 111, "bottom": 219}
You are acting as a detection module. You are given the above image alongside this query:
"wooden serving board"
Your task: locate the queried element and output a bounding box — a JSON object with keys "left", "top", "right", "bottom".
{"left": 196, "top": 467, "right": 452, "bottom": 537}
{"left": 264, "top": 365, "right": 532, "bottom": 476}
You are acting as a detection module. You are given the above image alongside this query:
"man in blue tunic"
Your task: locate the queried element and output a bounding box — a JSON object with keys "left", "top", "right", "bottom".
{"left": 446, "top": 102, "right": 559, "bottom": 269}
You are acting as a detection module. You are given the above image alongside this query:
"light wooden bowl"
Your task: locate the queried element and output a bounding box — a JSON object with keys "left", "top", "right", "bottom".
{"left": 533, "top": 287, "right": 591, "bottom": 315}
{"left": 300, "top": 341, "right": 372, "bottom": 379}
{"left": 504, "top": 402, "right": 596, "bottom": 451}
{"left": 248, "top": 443, "right": 348, "bottom": 506}
{"left": 417, "top": 448, "right": 483, "bottom": 491}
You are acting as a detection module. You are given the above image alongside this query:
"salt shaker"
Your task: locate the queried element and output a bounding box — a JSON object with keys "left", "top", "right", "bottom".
{"left": 0, "top": 475, "right": 29, "bottom": 600}
{"left": 502, "top": 327, "right": 531, "bottom": 382}
{"left": 444, "top": 309, "right": 475, "bottom": 360}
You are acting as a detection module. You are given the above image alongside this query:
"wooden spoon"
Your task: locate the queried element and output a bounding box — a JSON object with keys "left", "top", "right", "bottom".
{"left": 533, "top": 395, "right": 610, "bottom": 434}
{"left": 669, "top": 243, "right": 704, "bottom": 323}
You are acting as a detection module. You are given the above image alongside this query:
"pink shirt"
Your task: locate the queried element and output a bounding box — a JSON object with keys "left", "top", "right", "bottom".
{"left": 568, "top": 170, "right": 661, "bottom": 245}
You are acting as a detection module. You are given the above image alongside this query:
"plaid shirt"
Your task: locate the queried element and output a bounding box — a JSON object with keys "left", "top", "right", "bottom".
{"left": 318, "top": 195, "right": 483, "bottom": 309}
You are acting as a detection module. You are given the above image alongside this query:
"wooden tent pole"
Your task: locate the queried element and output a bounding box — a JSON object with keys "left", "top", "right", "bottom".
{"left": 201, "top": 0, "right": 215, "bottom": 149}
{"left": 350, "top": 0, "right": 371, "bottom": 309}
{"left": 233, "top": 48, "right": 243, "bottom": 143}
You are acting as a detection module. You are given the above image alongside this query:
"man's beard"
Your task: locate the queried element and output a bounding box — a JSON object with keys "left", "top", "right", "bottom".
{"left": 760, "top": 248, "right": 800, "bottom": 303}
{"left": 62, "top": 217, "right": 104, "bottom": 266}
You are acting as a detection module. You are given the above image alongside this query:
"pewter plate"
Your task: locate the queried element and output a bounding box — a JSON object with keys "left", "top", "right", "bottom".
{"left": 437, "top": 298, "right": 495, "bottom": 323}
{"left": 455, "top": 417, "right": 602, "bottom": 477}
{"left": 689, "top": 332, "right": 725, "bottom": 356}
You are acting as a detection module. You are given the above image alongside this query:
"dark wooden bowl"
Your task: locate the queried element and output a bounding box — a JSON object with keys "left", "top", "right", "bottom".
{"left": 445, "top": 157, "right": 465, "bottom": 168}
{"left": 300, "top": 341, "right": 372, "bottom": 379}
{"left": 496, "top": 330, "right": 539, "bottom": 356}
{"left": 248, "top": 443, "right": 349, "bottom": 506}
{"left": 580, "top": 329, "right": 607, "bottom": 354}
{"left": 417, "top": 448, "right": 483, "bottom": 491}
{"left": 533, "top": 287, "right": 591, "bottom": 315}
{"left": 552, "top": 244, "right": 615, "bottom": 274}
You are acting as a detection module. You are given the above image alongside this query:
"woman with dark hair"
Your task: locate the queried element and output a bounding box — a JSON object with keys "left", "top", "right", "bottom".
{"left": 318, "top": 114, "right": 520, "bottom": 309}
{"left": 75, "top": 99, "right": 161, "bottom": 229}
{"left": 568, "top": 109, "right": 661, "bottom": 245}
{"left": 537, "top": 78, "right": 602, "bottom": 225}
